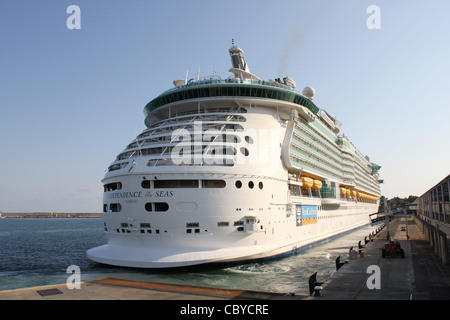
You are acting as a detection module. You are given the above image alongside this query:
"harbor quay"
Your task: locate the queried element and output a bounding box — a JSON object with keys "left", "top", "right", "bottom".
{"left": 1, "top": 216, "right": 449, "bottom": 301}
{"left": 316, "top": 215, "right": 450, "bottom": 300}
{"left": 0, "top": 212, "right": 102, "bottom": 218}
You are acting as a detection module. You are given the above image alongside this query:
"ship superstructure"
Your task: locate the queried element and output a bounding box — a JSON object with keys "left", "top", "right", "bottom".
{"left": 87, "top": 44, "right": 382, "bottom": 268}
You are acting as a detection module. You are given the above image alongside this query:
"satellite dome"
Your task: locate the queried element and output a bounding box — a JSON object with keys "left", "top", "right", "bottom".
{"left": 302, "top": 86, "right": 315, "bottom": 100}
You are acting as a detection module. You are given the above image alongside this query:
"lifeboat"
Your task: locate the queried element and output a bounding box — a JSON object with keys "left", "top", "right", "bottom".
{"left": 301, "top": 177, "right": 314, "bottom": 188}
{"left": 312, "top": 179, "right": 322, "bottom": 190}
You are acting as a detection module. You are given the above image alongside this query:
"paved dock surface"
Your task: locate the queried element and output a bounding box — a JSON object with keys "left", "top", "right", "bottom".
{"left": 318, "top": 216, "right": 450, "bottom": 300}
{"left": 1, "top": 216, "right": 449, "bottom": 300}
{"left": 0, "top": 276, "right": 295, "bottom": 300}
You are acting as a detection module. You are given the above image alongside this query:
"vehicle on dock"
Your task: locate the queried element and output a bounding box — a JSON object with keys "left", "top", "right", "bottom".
{"left": 381, "top": 241, "right": 405, "bottom": 258}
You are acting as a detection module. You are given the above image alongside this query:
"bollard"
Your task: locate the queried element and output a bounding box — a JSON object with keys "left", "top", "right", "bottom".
{"left": 314, "top": 285, "right": 323, "bottom": 297}
{"left": 335, "top": 255, "right": 346, "bottom": 270}
{"left": 308, "top": 272, "right": 324, "bottom": 296}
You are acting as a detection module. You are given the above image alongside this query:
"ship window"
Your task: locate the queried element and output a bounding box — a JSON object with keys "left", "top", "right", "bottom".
{"left": 248, "top": 181, "right": 254, "bottom": 189}
{"left": 140, "top": 223, "right": 151, "bottom": 228}
{"left": 104, "top": 182, "right": 122, "bottom": 192}
{"left": 154, "top": 180, "right": 198, "bottom": 188}
{"left": 235, "top": 180, "right": 242, "bottom": 188}
{"left": 202, "top": 180, "right": 226, "bottom": 188}
{"left": 258, "top": 182, "right": 264, "bottom": 189}
{"left": 108, "top": 162, "right": 129, "bottom": 171}
{"left": 103, "top": 204, "right": 108, "bottom": 212}
{"left": 141, "top": 180, "right": 151, "bottom": 189}
{"left": 217, "top": 221, "right": 229, "bottom": 227}
{"left": 245, "top": 136, "right": 253, "bottom": 144}
{"left": 110, "top": 203, "right": 122, "bottom": 212}
{"left": 154, "top": 202, "right": 169, "bottom": 212}
{"left": 146, "top": 202, "right": 169, "bottom": 212}
{"left": 240, "top": 147, "right": 249, "bottom": 156}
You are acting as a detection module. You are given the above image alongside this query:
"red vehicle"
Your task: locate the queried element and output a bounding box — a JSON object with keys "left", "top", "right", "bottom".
{"left": 381, "top": 241, "right": 405, "bottom": 258}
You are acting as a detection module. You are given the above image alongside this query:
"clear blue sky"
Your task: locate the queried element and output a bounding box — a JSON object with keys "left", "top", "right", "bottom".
{"left": 1, "top": 1, "right": 449, "bottom": 212}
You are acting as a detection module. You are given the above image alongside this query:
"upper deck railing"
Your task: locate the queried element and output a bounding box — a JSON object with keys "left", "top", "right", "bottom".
{"left": 144, "top": 78, "right": 320, "bottom": 116}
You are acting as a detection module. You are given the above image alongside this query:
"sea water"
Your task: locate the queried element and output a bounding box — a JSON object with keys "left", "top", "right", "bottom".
{"left": 0, "top": 218, "right": 380, "bottom": 294}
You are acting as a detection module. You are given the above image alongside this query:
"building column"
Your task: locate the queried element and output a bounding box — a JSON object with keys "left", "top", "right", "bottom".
{"left": 437, "top": 229, "right": 448, "bottom": 264}
{"left": 444, "top": 179, "right": 450, "bottom": 224}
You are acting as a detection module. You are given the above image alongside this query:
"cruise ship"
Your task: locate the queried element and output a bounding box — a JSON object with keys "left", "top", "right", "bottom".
{"left": 87, "top": 44, "right": 382, "bottom": 268}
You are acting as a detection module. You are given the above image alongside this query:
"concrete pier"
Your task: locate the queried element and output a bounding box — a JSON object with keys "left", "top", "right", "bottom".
{"left": 0, "top": 276, "right": 295, "bottom": 300}
{"left": 317, "top": 216, "right": 450, "bottom": 300}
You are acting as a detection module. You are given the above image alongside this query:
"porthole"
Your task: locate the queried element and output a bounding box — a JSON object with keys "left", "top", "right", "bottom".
{"left": 145, "top": 203, "right": 153, "bottom": 212}
{"left": 240, "top": 147, "right": 249, "bottom": 156}
{"left": 258, "top": 182, "right": 263, "bottom": 189}
{"left": 154, "top": 202, "right": 169, "bottom": 212}
{"left": 248, "top": 181, "right": 254, "bottom": 189}
{"left": 245, "top": 136, "right": 253, "bottom": 144}
{"left": 235, "top": 180, "right": 242, "bottom": 188}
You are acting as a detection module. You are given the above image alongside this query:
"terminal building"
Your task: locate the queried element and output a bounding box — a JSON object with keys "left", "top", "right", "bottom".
{"left": 415, "top": 174, "right": 450, "bottom": 264}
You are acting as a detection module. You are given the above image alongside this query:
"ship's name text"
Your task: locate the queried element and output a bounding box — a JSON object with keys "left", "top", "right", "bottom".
{"left": 108, "top": 191, "right": 173, "bottom": 199}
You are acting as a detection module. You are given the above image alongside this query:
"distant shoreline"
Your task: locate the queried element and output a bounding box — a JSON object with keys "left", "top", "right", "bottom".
{"left": 0, "top": 212, "right": 102, "bottom": 218}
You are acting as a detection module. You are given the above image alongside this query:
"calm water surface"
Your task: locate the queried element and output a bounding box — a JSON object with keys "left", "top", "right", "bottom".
{"left": 0, "top": 218, "right": 381, "bottom": 294}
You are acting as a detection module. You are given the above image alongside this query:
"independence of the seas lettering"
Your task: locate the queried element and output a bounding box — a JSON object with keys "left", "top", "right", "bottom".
{"left": 108, "top": 190, "right": 174, "bottom": 199}
{"left": 180, "top": 304, "right": 269, "bottom": 317}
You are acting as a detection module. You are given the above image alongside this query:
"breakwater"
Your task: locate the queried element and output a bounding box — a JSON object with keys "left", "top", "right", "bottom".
{"left": 0, "top": 212, "right": 102, "bottom": 218}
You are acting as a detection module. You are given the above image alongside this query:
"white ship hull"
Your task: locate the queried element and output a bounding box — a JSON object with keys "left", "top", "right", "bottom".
{"left": 87, "top": 170, "right": 378, "bottom": 268}
{"left": 87, "top": 44, "right": 382, "bottom": 268}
